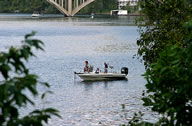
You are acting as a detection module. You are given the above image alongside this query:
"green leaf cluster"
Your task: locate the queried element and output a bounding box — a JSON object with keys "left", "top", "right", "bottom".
{"left": 135, "top": 0, "right": 192, "bottom": 125}
{"left": 0, "top": 0, "right": 58, "bottom": 13}
{"left": 143, "top": 22, "right": 192, "bottom": 124}
{"left": 137, "top": 0, "right": 192, "bottom": 68}
{"left": 0, "top": 32, "right": 60, "bottom": 126}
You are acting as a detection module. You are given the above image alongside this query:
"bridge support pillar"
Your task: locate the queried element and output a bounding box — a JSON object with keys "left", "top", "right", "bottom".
{"left": 68, "top": 0, "right": 72, "bottom": 16}
{"left": 76, "top": 0, "right": 79, "bottom": 7}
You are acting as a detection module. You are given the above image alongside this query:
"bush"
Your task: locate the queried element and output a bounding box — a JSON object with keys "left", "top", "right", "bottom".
{"left": 0, "top": 32, "right": 60, "bottom": 126}
{"left": 133, "top": 0, "right": 192, "bottom": 125}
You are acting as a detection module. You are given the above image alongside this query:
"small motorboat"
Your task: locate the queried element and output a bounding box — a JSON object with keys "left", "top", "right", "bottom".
{"left": 32, "top": 11, "right": 40, "bottom": 17}
{"left": 75, "top": 67, "right": 128, "bottom": 81}
{"left": 90, "top": 13, "right": 94, "bottom": 19}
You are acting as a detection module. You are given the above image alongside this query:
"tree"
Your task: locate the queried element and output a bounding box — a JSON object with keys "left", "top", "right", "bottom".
{"left": 0, "top": 0, "right": 57, "bottom": 13}
{"left": 0, "top": 32, "right": 60, "bottom": 126}
{"left": 133, "top": 0, "right": 192, "bottom": 125}
{"left": 137, "top": 0, "right": 192, "bottom": 68}
{"left": 0, "top": 0, "right": 118, "bottom": 14}
{"left": 142, "top": 21, "right": 192, "bottom": 125}
{"left": 79, "top": 0, "right": 118, "bottom": 14}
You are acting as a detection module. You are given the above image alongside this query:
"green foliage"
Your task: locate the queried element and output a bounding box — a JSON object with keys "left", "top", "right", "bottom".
{"left": 142, "top": 21, "right": 192, "bottom": 125}
{"left": 128, "top": 112, "right": 154, "bottom": 126}
{"left": 0, "top": 32, "right": 60, "bottom": 126}
{"left": 0, "top": 0, "right": 58, "bottom": 13}
{"left": 137, "top": 0, "right": 192, "bottom": 68}
{"left": 121, "top": 111, "right": 154, "bottom": 126}
{"left": 79, "top": 0, "right": 118, "bottom": 14}
{"left": 122, "top": 2, "right": 139, "bottom": 14}
{"left": 135, "top": 0, "right": 192, "bottom": 125}
{"left": 0, "top": 0, "right": 118, "bottom": 14}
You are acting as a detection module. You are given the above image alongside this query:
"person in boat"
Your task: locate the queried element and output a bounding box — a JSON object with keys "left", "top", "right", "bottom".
{"left": 95, "top": 68, "right": 100, "bottom": 74}
{"left": 84, "top": 61, "right": 90, "bottom": 73}
{"left": 104, "top": 62, "right": 108, "bottom": 73}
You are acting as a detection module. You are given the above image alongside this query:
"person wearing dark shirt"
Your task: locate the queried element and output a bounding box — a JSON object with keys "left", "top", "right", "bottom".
{"left": 104, "top": 62, "right": 108, "bottom": 73}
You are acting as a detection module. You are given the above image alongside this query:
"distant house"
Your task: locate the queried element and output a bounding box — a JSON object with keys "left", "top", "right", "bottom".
{"left": 118, "top": 0, "right": 138, "bottom": 9}
{"left": 111, "top": 0, "right": 139, "bottom": 16}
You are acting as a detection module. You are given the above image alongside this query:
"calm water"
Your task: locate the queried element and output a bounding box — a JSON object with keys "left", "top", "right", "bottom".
{"left": 0, "top": 14, "right": 157, "bottom": 125}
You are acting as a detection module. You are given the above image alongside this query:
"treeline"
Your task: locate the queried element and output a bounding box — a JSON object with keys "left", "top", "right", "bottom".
{"left": 0, "top": 0, "right": 58, "bottom": 13}
{"left": 0, "top": 0, "right": 118, "bottom": 14}
{"left": 79, "top": 0, "right": 118, "bottom": 14}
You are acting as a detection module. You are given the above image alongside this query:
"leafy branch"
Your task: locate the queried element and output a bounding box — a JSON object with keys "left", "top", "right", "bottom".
{"left": 0, "top": 32, "right": 60, "bottom": 126}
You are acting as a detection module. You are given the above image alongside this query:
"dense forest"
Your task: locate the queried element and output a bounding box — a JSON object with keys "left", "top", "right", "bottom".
{"left": 79, "top": 0, "right": 118, "bottom": 14}
{"left": 0, "top": 0, "right": 118, "bottom": 14}
{"left": 0, "top": 0, "right": 53, "bottom": 13}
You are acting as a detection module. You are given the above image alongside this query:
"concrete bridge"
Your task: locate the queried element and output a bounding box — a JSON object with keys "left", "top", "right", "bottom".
{"left": 47, "top": 0, "right": 95, "bottom": 16}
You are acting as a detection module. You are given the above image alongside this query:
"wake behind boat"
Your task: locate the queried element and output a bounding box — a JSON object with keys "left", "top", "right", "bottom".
{"left": 75, "top": 67, "right": 128, "bottom": 81}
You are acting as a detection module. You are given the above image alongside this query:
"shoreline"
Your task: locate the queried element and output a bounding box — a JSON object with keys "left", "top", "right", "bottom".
{"left": 0, "top": 12, "right": 144, "bottom": 17}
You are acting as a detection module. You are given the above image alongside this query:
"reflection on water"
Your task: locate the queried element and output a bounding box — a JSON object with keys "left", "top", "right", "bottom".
{"left": 75, "top": 79, "right": 129, "bottom": 91}
{"left": 0, "top": 13, "right": 138, "bottom": 26}
{"left": 0, "top": 14, "right": 158, "bottom": 125}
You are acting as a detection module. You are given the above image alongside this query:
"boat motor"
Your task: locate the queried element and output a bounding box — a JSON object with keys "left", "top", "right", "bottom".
{"left": 121, "top": 67, "right": 128, "bottom": 75}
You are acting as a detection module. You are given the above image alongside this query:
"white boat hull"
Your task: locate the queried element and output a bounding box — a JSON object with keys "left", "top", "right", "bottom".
{"left": 32, "top": 14, "right": 40, "bottom": 17}
{"left": 76, "top": 72, "right": 127, "bottom": 81}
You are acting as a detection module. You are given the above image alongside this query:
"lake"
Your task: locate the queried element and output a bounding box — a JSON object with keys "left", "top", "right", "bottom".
{"left": 0, "top": 14, "right": 157, "bottom": 126}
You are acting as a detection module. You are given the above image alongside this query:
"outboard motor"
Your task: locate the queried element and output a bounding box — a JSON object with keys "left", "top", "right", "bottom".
{"left": 121, "top": 67, "right": 128, "bottom": 75}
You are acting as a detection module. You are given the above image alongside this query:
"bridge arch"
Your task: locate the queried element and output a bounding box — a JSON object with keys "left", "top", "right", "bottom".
{"left": 47, "top": 0, "right": 95, "bottom": 16}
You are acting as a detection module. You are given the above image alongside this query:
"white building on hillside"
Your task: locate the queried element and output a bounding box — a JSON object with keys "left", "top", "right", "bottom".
{"left": 111, "top": 0, "right": 139, "bottom": 16}
{"left": 118, "top": 0, "right": 138, "bottom": 9}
